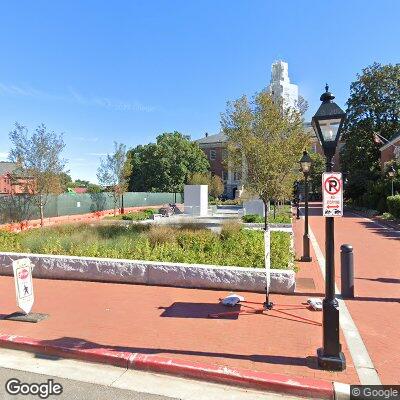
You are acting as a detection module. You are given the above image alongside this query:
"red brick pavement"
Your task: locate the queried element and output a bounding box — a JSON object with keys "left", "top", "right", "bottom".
{"left": 302, "top": 203, "right": 400, "bottom": 385}
{"left": 0, "top": 272, "right": 358, "bottom": 385}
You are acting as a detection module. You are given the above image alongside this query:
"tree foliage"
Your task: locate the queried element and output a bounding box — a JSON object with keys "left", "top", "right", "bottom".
{"left": 127, "top": 132, "right": 209, "bottom": 193}
{"left": 187, "top": 172, "right": 224, "bottom": 199}
{"left": 340, "top": 63, "right": 400, "bottom": 201}
{"left": 308, "top": 152, "right": 325, "bottom": 195}
{"left": 97, "top": 142, "right": 131, "bottom": 214}
{"left": 221, "top": 91, "right": 310, "bottom": 228}
{"left": 8, "top": 123, "right": 67, "bottom": 226}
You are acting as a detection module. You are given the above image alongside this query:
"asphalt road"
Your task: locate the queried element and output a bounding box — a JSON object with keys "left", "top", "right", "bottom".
{"left": 0, "top": 367, "right": 172, "bottom": 400}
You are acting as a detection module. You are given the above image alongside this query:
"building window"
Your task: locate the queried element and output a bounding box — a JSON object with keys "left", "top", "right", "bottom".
{"left": 222, "top": 149, "right": 228, "bottom": 160}
{"left": 222, "top": 171, "right": 228, "bottom": 181}
{"left": 234, "top": 172, "right": 241, "bottom": 181}
{"left": 210, "top": 150, "right": 216, "bottom": 160}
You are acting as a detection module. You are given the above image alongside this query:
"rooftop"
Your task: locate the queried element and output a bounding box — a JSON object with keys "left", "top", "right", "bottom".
{"left": 195, "top": 122, "right": 316, "bottom": 145}
{"left": 0, "top": 161, "right": 17, "bottom": 176}
{"left": 380, "top": 131, "right": 400, "bottom": 151}
{"left": 195, "top": 132, "right": 227, "bottom": 145}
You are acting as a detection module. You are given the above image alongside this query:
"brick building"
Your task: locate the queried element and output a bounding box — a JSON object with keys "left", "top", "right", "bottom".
{"left": 195, "top": 132, "right": 243, "bottom": 198}
{"left": 380, "top": 132, "right": 400, "bottom": 168}
{"left": 0, "top": 162, "right": 33, "bottom": 195}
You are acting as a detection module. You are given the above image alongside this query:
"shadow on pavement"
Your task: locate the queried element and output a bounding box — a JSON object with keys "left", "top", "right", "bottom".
{"left": 158, "top": 302, "right": 240, "bottom": 319}
{"left": 37, "top": 336, "right": 320, "bottom": 370}
{"left": 356, "top": 221, "right": 400, "bottom": 240}
{"left": 355, "top": 277, "right": 400, "bottom": 284}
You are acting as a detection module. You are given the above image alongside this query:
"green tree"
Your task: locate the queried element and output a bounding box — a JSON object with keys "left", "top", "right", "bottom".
{"left": 97, "top": 142, "right": 132, "bottom": 215}
{"left": 221, "top": 91, "right": 310, "bottom": 230}
{"left": 209, "top": 174, "right": 224, "bottom": 199}
{"left": 309, "top": 152, "right": 325, "bottom": 196}
{"left": 340, "top": 63, "right": 400, "bottom": 201}
{"left": 187, "top": 172, "right": 224, "bottom": 199}
{"left": 8, "top": 123, "right": 67, "bottom": 227}
{"left": 127, "top": 132, "right": 209, "bottom": 193}
{"left": 187, "top": 172, "right": 210, "bottom": 185}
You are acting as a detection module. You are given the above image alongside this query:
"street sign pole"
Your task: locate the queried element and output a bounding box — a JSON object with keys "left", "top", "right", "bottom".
{"left": 318, "top": 162, "right": 346, "bottom": 371}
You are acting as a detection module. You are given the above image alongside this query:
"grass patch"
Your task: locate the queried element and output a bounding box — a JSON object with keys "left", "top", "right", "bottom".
{"left": 0, "top": 223, "right": 293, "bottom": 269}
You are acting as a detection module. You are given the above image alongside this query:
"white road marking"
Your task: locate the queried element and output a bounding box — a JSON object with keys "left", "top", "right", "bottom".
{"left": 306, "top": 221, "right": 381, "bottom": 385}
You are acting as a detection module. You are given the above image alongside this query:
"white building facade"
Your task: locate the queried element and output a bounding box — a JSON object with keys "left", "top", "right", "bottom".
{"left": 196, "top": 61, "right": 300, "bottom": 199}
{"left": 267, "top": 60, "right": 299, "bottom": 111}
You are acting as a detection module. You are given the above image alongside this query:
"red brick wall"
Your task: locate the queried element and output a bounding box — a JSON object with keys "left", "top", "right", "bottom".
{"left": 381, "top": 147, "right": 396, "bottom": 168}
{"left": 201, "top": 147, "right": 226, "bottom": 178}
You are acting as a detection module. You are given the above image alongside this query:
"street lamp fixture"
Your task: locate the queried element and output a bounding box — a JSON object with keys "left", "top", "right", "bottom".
{"left": 388, "top": 166, "right": 396, "bottom": 196}
{"left": 299, "top": 150, "right": 312, "bottom": 262}
{"left": 312, "top": 84, "right": 346, "bottom": 371}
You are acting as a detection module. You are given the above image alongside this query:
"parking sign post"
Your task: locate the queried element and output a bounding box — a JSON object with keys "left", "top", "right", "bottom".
{"left": 311, "top": 85, "right": 346, "bottom": 371}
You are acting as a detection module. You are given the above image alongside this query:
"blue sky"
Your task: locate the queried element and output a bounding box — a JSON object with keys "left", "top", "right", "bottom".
{"left": 1, "top": 1, "right": 399, "bottom": 182}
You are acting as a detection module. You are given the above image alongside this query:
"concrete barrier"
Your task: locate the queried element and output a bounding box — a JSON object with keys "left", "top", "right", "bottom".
{"left": 0, "top": 252, "right": 295, "bottom": 294}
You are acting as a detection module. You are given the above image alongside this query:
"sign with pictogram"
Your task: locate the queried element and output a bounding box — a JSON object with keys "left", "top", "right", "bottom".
{"left": 12, "top": 258, "right": 35, "bottom": 314}
{"left": 322, "top": 172, "right": 343, "bottom": 217}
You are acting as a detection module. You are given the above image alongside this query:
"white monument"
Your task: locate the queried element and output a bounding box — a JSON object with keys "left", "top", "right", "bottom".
{"left": 184, "top": 185, "right": 208, "bottom": 216}
{"left": 267, "top": 60, "right": 299, "bottom": 111}
{"left": 243, "top": 199, "right": 265, "bottom": 217}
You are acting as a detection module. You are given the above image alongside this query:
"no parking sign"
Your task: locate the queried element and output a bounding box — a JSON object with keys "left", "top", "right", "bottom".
{"left": 322, "top": 172, "right": 343, "bottom": 217}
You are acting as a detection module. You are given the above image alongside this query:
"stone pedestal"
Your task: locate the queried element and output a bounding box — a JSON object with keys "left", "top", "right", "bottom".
{"left": 184, "top": 185, "right": 208, "bottom": 216}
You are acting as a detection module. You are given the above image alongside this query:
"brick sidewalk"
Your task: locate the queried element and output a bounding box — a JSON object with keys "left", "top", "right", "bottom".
{"left": 0, "top": 272, "right": 358, "bottom": 386}
{"left": 302, "top": 203, "right": 400, "bottom": 385}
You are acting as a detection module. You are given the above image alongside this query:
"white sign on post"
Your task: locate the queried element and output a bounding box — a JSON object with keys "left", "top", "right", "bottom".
{"left": 12, "top": 258, "right": 35, "bottom": 314}
{"left": 322, "top": 172, "right": 343, "bottom": 217}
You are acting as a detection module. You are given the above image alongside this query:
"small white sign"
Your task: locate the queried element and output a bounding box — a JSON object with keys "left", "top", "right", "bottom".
{"left": 322, "top": 172, "right": 343, "bottom": 217}
{"left": 76, "top": 202, "right": 81, "bottom": 208}
{"left": 12, "top": 258, "right": 35, "bottom": 314}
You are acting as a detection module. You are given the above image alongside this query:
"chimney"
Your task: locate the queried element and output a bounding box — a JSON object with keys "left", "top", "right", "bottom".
{"left": 205, "top": 132, "right": 208, "bottom": 137}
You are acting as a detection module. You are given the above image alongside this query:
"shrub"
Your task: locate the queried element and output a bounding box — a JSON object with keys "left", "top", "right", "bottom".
{"left": 242, "top": 214, "right": 261, "bottom": 223}
{"left": 220, "top": 220, "right": 242, "bottom": 239}
{"left": 0, "top": 223, "right": 294, "bottom": 269}
{"left": 242, "top": 212, "right": 291, "bottom": 224}
{"left": 387, "top": 195, "right": 400, "bottom": 218}
{"left": 147, "top": 225, "right": 177, "bottom": 246}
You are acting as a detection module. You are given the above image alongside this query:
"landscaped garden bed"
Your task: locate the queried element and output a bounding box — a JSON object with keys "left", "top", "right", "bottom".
{"left": 0, "top": 221, "right": 294, "bottom": 270}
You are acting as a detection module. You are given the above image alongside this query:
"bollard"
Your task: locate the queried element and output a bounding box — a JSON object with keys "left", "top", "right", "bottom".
{"left": 340, "top": 244, "right": 354, "bottom": 298}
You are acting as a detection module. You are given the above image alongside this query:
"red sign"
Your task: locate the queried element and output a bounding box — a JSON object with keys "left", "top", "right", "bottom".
{"left": 18, "top": 268, "right": 29, "bottom": 280}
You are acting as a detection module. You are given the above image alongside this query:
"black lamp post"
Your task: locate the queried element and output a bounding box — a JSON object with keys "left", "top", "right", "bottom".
{"left": 388, "top": 166, "right": 396, "bottom": 196}
{"left": 294, "top": 180, "right": 300, "bottom": 219}
{"left": 312, "top": 84, "right": 346, "bottom": 371}
{"left": 299, "top": 150, "right": 312, "bottom": 262}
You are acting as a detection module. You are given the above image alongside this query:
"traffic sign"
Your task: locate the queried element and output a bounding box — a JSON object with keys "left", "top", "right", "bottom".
{"left": 12, "top": 258, "right": 35, "bottom": 314}
{"left": 322, "top": 172, "right": 343, "bottom": 217}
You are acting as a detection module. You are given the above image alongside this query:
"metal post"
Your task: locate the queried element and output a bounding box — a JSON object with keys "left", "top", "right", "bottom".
{"left": 301, "top": 174, "right": 312, "bottom": 262}
{"left": 121, "top": 193, "right": 125, "bottom": 214}
{"left": 392, "top": 178, "right": 394, "bottom": 197}
{"left": 317, "top": 154, "right": 346, "bottom": 371}
{"left": 340, "top": 244, "right": 354, "bottom": 298}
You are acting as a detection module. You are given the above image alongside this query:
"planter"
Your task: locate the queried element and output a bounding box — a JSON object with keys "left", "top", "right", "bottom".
{"left": 0, "top": 252, "right": 295, "bottom": 294}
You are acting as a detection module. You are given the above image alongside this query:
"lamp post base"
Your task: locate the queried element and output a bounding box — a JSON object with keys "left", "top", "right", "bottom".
{"left": 317, "top": 347, "right": 346, "bottom": 371}
{"left": 301, "top": 256, "right": 312, "bottom": 262}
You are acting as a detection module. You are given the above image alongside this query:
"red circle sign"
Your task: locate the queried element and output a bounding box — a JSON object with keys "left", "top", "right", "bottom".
{"left": 324, "top": 176, "right": 341, "bottom": 195}
{"left": 18, "top": 269, "right": 29, "bottom": 280}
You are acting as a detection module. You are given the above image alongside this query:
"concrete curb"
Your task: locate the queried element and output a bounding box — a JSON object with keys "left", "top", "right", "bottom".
{"left": 0, "top": 252, "right": 296, "bottom": 294}
{"left": 0, "top": 333, "right": 336, "bottom": 399}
